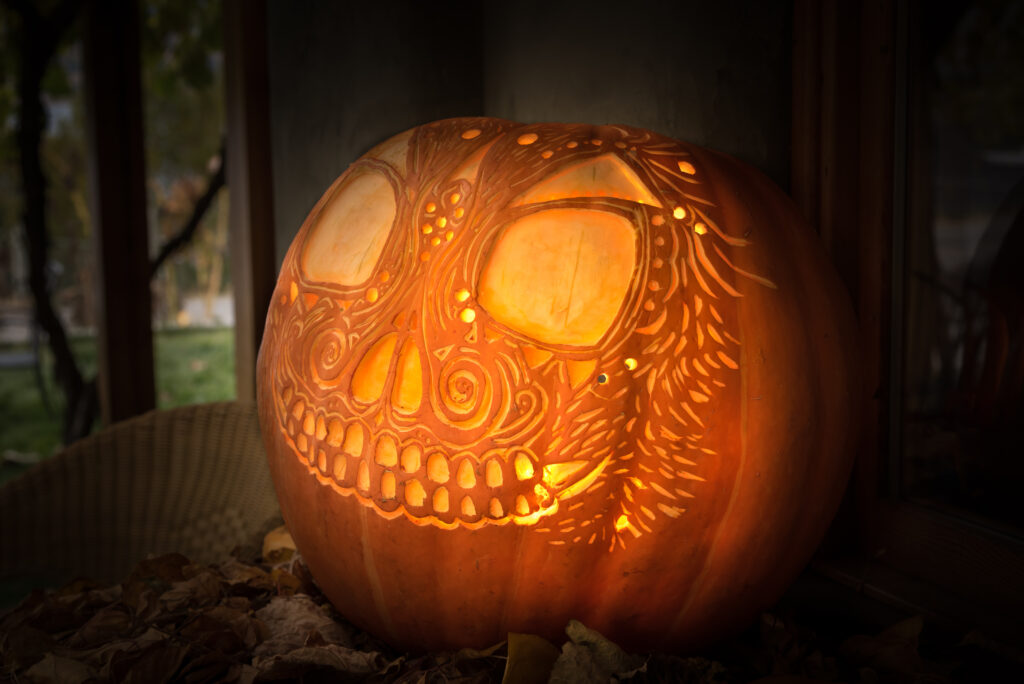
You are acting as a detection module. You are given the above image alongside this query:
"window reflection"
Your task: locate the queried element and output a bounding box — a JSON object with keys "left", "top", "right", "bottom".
{"left": 902, "top": 0, "right": 1024, "bottom": 532}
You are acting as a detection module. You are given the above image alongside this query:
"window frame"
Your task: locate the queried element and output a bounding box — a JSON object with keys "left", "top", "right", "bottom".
{"left": 792, "top": 0, "right": 1024, "bottom": 643}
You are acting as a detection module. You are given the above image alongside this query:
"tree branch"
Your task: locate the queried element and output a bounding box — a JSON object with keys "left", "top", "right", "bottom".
{"left": 150, "top": 141, "right": 227, "bottom": 279}
{"left": 10, "top": 0, "right": 90, "bottom": 443}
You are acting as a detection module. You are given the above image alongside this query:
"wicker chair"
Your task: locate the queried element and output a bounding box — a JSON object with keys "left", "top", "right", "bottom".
{"left": 0, "top": 401, "right": 280, "bottom": 596}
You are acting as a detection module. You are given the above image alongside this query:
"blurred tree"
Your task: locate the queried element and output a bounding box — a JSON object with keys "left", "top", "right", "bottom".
{"left": 2, "top": 0, "right": 89, "bottom": 443}
{"left": 1, "top": 0, "right": 226, "bottom": 447}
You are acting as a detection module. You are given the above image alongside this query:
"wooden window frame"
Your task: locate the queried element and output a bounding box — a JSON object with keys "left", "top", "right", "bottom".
{"left": 792, "top": 0, "right": 1024, "bottom": 642}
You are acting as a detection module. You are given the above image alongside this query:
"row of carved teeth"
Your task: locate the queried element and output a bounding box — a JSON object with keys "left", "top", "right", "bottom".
{"left": 280, "top": 392, "right": 551, "bottom": 521}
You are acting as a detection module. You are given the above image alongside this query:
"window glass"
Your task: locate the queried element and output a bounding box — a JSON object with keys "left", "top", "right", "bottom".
{"left": 902, "top": 0, "right": 1024, "bottom": 533}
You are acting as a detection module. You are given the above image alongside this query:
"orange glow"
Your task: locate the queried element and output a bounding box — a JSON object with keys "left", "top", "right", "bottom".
{"left": 302, "top": 170, "right": 395, "bottom": 286}
{"left": 350, "top": 334, "right": 397, "bottom": 403}
{"left": 478, "top": 209, "right": 636, "bottom": 346}
{"left": 514, "top": 453, "right": 535, "bottom": 480}
{"left": 427, "top": 453, "right": 450, "bottom": 483}
{"left": 512, "top": 154, "right": 662, "bottom": 208}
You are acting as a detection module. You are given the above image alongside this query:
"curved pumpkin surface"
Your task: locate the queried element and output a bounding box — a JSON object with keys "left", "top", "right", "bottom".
{"left": 257, "top": 117, "right": 861, "bottom": 651}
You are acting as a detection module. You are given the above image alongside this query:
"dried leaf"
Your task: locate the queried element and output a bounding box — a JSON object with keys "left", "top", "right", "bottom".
{"left": 126, "top": 553, "right": 192, "bottom": 584}
{"left": 104, "top": 639, "right": 190, "bottom": 684}
{"left": 254, "top": 594, "right": 358, "bottom": 656}
{"left": 71, "top": 626, "right": 170, "bottom": 672}
{"left": 221, "top": 559, "right": 272, "bottom": 585}
{"left": 503, "top": 632, "right": 559, "bottom": 684}
{"left": 840, "top": 616, "right": 950, "bottom": 684}
{"left": 179, "top": 610, "right": 249, "bottom": 655}
{"left": 159, "top": 568, "right": 224, "bottom": 612}
{"left": 253, "top": 643, "right": 387, "bottom": 680}
{"left": 23, "top": 653, "right": 96, "bottom": 684}
{"left": 268, "top": 568, "right": 302, "bottom": 596}
{"left": 548, "top": 620, "right": 649, "bottom": 683}
{"left": 0, "top": 624, "right": 54, "bottom": 671}
{"left": 65, "top": 604, "right": 134, "bottom": 648}
{"left": 262, "top": 525, "right": 297, "bottom": 564}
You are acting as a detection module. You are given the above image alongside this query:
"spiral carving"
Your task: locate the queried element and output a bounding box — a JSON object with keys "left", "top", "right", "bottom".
{"left": 310, "top": 328, "right": 347, "bottom": 387}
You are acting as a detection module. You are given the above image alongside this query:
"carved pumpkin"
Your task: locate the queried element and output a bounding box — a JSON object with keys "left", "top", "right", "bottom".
{"left": 257, "top": 117, "right": 860, "bottom": 651}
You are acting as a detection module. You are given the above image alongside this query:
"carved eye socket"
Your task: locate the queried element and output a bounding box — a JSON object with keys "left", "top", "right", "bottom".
{"left": 478, "top": 209, "right": 636, "bottom": 347}
{"left": 301, "top": 169, "right": 396, "bottom": 286}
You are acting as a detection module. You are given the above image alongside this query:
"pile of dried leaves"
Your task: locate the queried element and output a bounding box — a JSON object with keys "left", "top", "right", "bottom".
{"left": 1, "top": 531, "right": 1020, "bottom": 683}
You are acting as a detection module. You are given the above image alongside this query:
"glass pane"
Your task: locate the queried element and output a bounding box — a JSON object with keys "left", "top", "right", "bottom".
{"left": 0, "top": 34, "right": 96, "bottom": 482}
{"left": 902, "top": 0, "right": 1024, "bottom": 533}
{"left": 139, "top": 0, "right": 235, "bottom": 408}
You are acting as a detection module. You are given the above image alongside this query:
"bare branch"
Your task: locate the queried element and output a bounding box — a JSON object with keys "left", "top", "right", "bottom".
{"left": 150, "top": 140, "right": 227, "bottom": 279}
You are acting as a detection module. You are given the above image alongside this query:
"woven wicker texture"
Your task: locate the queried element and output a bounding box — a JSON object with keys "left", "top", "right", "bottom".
{"left": 0, "top": 401, "right": 279, "bottom": 586}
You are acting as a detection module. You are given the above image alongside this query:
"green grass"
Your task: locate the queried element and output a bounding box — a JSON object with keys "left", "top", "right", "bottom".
{"left": 0, "top": 327, "right": 234, "bottom": 486}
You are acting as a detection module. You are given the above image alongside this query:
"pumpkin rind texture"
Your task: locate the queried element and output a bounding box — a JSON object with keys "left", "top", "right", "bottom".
{"left": 257, "top": 117, "right": 860, "bottom": 651}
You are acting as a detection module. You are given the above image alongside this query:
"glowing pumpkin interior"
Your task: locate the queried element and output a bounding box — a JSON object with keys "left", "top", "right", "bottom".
{"left": 257, "top": 117, "right": 860, "bottom": 652}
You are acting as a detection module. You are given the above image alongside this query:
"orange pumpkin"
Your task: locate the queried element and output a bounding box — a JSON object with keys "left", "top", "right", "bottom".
{"left": 257, "top": 117, "right": 860, "bottom": 651}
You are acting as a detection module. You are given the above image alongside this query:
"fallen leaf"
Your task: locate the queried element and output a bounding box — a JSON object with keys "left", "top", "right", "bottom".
{"left": 65, "top": 604, "right": 134, "bottom": 648}
{"left": 262, "top": 525, "right": 297, "bottom": 564}
{"left": 503, "top": 632, "right": 559, "bottom": 684}
{"left": 159, "top": 568, "right": 224, "bottom": 612}
{"left": 253, "top": 643, "right": 388, "bottom": 680}
{"left": 0, "top": 624, "right": 54, "bottom": 671}
{"left": 254, "top": 594, "right": 358, "bottom": 656}
{"left": 23, "top": 653, "right": 96, "bottom": 684}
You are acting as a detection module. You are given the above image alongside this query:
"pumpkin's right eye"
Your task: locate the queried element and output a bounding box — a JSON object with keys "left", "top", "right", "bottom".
{"left": 477, "top": 208, "right": 637, "bottom": 347}
{"left": 301, "top": 169, "right": 396, "bottom": 287}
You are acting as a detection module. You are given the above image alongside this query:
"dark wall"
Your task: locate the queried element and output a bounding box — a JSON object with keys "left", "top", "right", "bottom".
{"left": 267, "top": 0, "right": 792, "bottom": 265}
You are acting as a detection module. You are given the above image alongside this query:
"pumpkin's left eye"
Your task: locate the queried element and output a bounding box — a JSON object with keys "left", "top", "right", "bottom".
{"left": 477, "top": 208, "right": 636, "bottom": 347}
{"left": 300, "top": 168, "right": 396, "bottom": 286}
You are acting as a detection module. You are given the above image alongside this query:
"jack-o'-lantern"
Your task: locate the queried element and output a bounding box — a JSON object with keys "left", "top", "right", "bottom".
{"left": 257, "top": 117, "right": 860, "bottom": 652}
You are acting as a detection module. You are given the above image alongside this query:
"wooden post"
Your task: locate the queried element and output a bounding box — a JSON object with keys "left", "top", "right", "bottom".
{"left": 224, "top": 0, "right": 277, "bottom": 401}
{"left": 82, "top": 0, "right": 155, "bottom": 425}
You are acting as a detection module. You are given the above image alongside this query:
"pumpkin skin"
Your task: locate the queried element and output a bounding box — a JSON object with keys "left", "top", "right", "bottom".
{"left": 257, "top": 117, "right": 860, "bottom": 652}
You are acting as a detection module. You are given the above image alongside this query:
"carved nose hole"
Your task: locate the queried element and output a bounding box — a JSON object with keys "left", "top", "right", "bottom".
{"left": 351, "top": 333, "right": 398, "bottom": 403}
{"left": 392, "top": 336, "right": 422, "bottom": 414}
{"left": 350, "top": 332, "right": 423, "bottom": 412}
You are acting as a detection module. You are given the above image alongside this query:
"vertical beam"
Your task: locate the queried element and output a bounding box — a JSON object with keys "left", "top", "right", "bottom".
{"left": 224, "top": 0, "right": 277, "bottom": 400}
{"left": 791, "top": 0, "right": 896, "bottom": 548}
{"left": 82, "top": 0, "right": 155, "bottom": 425}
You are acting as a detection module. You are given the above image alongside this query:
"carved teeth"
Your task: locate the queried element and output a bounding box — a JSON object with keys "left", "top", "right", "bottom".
{"left": 514, "top": 453, "right": 535, "bottom": 480}
{"left": 401, "top": 444, "right": 421, "bottom": 473}
{"left": 405, "top": 478, "right": 426, "bottom": 507}
{"left": 456, "top": 459, "right": 476, "bottom": 489}
{"left": 489, "top": 497, "right": 504, "bottom": 517}
{"left": 326, "top": 419, "right": 344, "bottom": 447}
{"left": 515, "top": 495, "right": 530, "bottom": 516}
{"left": 433, "top": 486, "right": 450, "bottom": 513}
{"left": 485, "top": 459, "right": 503, "bottom": 488}
{"left": 357, "top": 460, "right": 370, "bottom": 492}
{"left": 342, "top": 423, "right": 364, "bottom": 457}
{"left": 280, "top": 400, "right": 558, "bottom": 522}
{"left": 427, "top": 453, "right": 449, "bottom": 483}
{"left": 381, "top": 470, "right": 396, "bottom": 499}
{"left": 375, "top": 435, "right": 398, "bottom": 467}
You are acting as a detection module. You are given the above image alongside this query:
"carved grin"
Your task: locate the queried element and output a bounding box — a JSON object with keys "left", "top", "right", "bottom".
{"left": 260, "top": 119, "right": 774, "bottom": 549}
{"left": 273, "top": 376, "right": 611, "bottom": 529}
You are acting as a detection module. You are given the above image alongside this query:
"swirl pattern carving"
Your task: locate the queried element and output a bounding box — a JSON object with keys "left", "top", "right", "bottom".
{"left": 262, "top": 118, "right": 775, "bottom": 550}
